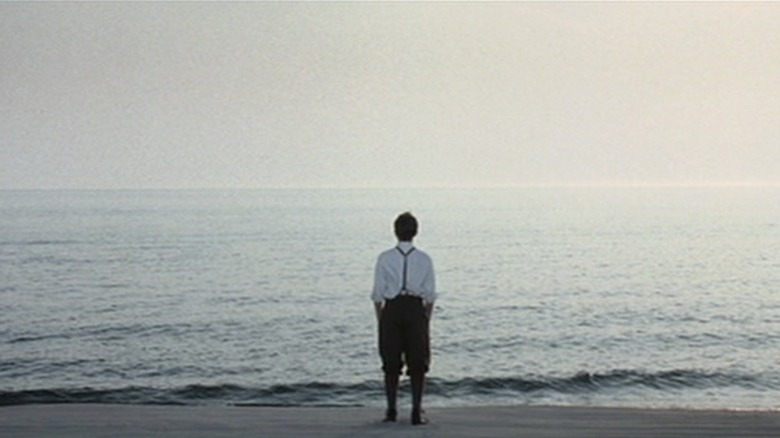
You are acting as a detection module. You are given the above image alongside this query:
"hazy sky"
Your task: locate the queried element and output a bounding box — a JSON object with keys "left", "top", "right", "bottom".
{"left": 2, "top": 2, "right": 779, "bottom": 189}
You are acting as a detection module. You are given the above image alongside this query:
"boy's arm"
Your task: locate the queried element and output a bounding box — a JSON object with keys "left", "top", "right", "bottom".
{"left": 424, "top": 302, "right": 434, "bottom": 321}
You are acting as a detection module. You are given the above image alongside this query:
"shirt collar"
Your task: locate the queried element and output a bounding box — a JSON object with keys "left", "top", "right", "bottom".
{"left": 397, "top": 241, "right": 414, "bottom": 252}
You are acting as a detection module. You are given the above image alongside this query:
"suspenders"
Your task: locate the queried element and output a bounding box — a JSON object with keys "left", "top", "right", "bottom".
{"left": 396, "top": 246, "right": 416, "bottom": 295}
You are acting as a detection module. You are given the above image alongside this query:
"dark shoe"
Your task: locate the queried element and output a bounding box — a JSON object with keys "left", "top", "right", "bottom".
{"left": 411, "top": 409, "right": 428, "bottom": 426}
{"left": 383, "top": 409, "right": 397, "bottom": 423}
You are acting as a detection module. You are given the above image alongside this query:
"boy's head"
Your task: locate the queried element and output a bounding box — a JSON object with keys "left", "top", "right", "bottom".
{"left": 394, "top": 212, "right": 418, "bottom": 242}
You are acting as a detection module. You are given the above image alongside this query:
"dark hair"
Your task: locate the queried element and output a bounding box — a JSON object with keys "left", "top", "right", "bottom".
{"left": 394, "top": 212, "right": 418, "bottom": 242}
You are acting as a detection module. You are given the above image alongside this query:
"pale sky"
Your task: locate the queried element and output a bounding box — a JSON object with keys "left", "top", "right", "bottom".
{"left": 2, "top": 2, "right": 779, "bottom": 189}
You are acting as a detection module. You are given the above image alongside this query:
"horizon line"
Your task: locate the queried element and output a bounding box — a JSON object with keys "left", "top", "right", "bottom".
{"left": 3, "top": 181, "right": 780, "bottom": 191}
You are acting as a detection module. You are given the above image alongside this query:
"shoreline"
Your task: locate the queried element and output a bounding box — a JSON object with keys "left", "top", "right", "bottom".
{"left": 2, "top": 404, "right": 780, "bottom": 438}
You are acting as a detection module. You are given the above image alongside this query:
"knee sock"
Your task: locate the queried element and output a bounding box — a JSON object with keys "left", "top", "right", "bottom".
{"left": 384, "top": 373, "right": 399, "bottom": 412}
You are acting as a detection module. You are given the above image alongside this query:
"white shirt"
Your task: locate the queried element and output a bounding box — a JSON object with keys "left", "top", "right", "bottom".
{"left": 371, "top": 241, "right": 436, "bottom": 303}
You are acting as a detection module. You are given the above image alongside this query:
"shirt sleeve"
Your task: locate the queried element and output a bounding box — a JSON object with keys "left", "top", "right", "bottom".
{"left": 371, "top": 255, "right": 386, "bottom": 303}
{"left": 420, "top": 254, "right": 437, "bottom": 303}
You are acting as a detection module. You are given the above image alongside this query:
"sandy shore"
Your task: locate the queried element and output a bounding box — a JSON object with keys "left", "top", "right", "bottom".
{"left": 1, "top": 404, "right": 779, "bottom": 437}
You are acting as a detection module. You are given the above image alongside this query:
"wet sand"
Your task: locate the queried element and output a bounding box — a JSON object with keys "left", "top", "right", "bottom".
{"left": 2, "top": 404, "right": 780, "bottom": 437}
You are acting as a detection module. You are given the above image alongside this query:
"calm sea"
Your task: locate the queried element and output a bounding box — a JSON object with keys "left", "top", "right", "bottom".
{"left": 1, "top": 188, "right": 779, "bottom": 409}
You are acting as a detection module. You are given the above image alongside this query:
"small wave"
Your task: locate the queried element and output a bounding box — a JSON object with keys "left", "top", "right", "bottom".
{"left": 0, "top": 369, "right": 773, "bottom": 407}
{"left": 0, "top": 382, "right": 379, "bottom": 407}
{"left": 8, "top": 240, "right": 82, "bottom": 246}
{"left": 8, "top": 333, "right": 72, "bottom": 345}
{"left": 0, "top": 387, "right": 177, "bottom": 407}
{"left": 428, "top": 369, "right": 769, "bottom": 397}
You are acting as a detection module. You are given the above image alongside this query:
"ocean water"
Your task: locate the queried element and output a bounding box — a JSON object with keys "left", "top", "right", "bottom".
{"left": 1, "top": 187, "right": 779, "bottom": 410}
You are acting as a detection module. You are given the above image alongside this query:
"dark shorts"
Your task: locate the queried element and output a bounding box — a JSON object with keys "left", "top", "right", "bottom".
{"left": 379, "top": 295, "right": 430, "bottom": 375}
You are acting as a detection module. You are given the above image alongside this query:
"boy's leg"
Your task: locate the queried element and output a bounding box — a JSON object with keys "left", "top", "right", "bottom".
{"left": 410, "top": 371, "right": 427, "bottom": 425}
{"left": 378, "top": 301, "right": 402, "bottom": 421}
{"left": 405, "top": 300, "right": 430, "bottom": 425}
{"left": 383, "top": 373, "right": 399, "bottom": 422}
